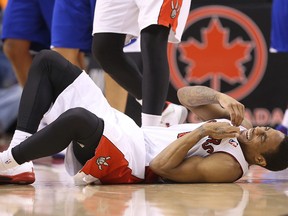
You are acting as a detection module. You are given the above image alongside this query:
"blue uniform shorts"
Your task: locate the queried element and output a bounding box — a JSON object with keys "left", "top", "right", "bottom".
{"left": 1, "top": 0, "right": 55, "bottom": 51}
{"left": 51, "top": 0, "right": 96, "bottom": 53}
{"left": 270, "top": 0, "right": 288, "bottom": 52}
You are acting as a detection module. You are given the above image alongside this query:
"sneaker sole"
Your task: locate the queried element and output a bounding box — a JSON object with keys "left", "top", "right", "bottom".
{"left": 0, "top": 171, "right": 35, "bottom": 185}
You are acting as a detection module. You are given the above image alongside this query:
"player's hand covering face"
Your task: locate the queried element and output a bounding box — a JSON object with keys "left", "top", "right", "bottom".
{"left": 217, "top": 93, "right": 245, "bottom": 127}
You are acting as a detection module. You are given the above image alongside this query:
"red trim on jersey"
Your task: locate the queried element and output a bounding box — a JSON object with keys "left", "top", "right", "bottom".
{"left": 158, "top": 0, "right": 183, "bottom": 32}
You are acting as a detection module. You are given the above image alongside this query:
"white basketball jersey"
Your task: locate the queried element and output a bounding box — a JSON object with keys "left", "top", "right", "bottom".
{"left": 143, "top": 119, "right": 249, "bottom": 176}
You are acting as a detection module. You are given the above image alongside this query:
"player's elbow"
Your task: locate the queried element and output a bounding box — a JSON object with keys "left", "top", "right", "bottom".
{"left": 149, "top": 160, "right": 163, "bottom": 174}
{"left": 177, "top": 87, "right": 187, "bottom": 106}
{"left": 149, "top": 160, "right": 171, "bottom": 178}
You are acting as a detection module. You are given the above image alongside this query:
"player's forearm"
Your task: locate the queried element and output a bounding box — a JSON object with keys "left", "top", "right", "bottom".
{"left": 149, "top": 127, "right": 204, "bottom": 176}
{"left": 177, "top": 86, "right": 221, "bottom": 108}
{"left": 177, "top": 86, "right": 246, "bottom": 126}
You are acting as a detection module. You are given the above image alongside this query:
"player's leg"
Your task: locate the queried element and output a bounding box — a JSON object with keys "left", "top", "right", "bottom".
{"left": 2, "top": 0, "right": 55, "bottom": 86}
{"left": 140, "top": 25, "right": 188, "bottom": 126}
{"left": 92, "top": 0, "right": 188, "bottom": 126}
{"left": 93, "top": 32, "right": 188, "bottom": 126}
{"left": 2, "top": 0, "right": 33, "bottom": 86}
{"left": 0, "top": 50, "right": 83, "bottom": 184}
{"left": 14, "top": 108, "right": 103, "bottom": 167}
{"left": 92, "top": 33, "right": 142, "bottom": 99}
{"left": 51, "top": 0, "right": 95, "bottom": 69}
{"left": 7, "top": 49, "right": 82, "bottom": 164}
{"left": 137, "top": 0, "right": 191, "bottom": 126}
{"left": 104, "top": 73, "right": 128, "bottom": 113}
{"left": 17, "top": 50, "right": 82, "bottom": 134}
{"left": 92, "top": 0, "right": 142, "bottom": 99}
{"left": 2, "top": 39, "right": 33, "bottom": 86}
{"left": 52, "top": 48, "right": 86, "bottom": 69}
{"left": 140, "top": 25, "right": 170, "bottom": 126}
{"left": 0, "top": 108, "right": 104, "bottom": 172}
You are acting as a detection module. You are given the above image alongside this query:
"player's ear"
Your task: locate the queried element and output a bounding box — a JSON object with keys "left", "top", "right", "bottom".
{"left": 255, "top": 155, "right": 266, "bottom": 167}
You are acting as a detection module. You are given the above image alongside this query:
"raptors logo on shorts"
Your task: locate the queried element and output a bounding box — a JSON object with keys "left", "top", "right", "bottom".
{"left": 159, "top": 0, "right": 183, "bottom": 32}
{"left": 80, "top": 136, "right": 143, "bottom": 184}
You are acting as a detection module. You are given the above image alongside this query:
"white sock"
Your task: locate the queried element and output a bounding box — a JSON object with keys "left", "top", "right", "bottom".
{"left": 0, "top": 148, "right": 20, "bottom": 171}
{"left": 282, "top": 109, "right": 288, "bottom": 128}
{"left": 141, "top": 113, "right": 162, "bottom": 126}
{"left": 9, "top": 130, "right": 32, "bottom": 149}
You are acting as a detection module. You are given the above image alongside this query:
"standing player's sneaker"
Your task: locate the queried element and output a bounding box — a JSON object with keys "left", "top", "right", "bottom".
{"left": 161, "top": 102, "right": 188, "bottom": 127}
{"left": 0, "top": 161, "right": 35, "bottom": 184}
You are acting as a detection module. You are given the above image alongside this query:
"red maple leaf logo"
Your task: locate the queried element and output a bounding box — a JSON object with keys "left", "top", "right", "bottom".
{"left": 179, "top": 18, "right": 253, "bottom": 90}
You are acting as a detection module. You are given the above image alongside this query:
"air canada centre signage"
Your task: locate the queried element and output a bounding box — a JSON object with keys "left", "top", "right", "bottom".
{"left": 167, "top": 3, "right": 288, "bottom": 126}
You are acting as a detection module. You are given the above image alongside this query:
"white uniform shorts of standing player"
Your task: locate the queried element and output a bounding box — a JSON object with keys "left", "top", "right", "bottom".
{"left": 93, "top": 0, "right": 192, "bottom": 44}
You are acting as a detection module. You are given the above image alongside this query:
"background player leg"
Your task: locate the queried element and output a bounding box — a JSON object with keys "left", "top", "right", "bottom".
{"left": 140, "top": 25, "right": 170, "bottom": 126}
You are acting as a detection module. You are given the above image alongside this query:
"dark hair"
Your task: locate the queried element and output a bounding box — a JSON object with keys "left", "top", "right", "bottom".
{"left": 262, "top": 136, "right": 288, "bottom": 171}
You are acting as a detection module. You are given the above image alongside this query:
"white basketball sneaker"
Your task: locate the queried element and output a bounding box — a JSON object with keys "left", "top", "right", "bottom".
{"left": 161, "top": 102, "right": 188, "bottom": 127}
{"left": 0, "top": 161, "right": 35, "bottom": 184}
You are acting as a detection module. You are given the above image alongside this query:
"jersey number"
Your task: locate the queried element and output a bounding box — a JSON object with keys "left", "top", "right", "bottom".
{"left": 202, "top": 137, "right": 221, "bottom": 154}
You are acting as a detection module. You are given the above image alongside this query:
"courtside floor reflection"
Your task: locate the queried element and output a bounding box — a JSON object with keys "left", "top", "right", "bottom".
{"left": 0, "top": 164, "right": 288, "bottom": 216}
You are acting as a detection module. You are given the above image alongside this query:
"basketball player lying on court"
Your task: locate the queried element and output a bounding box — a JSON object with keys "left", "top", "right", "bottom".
{"left": 0, "top": 50, "right": 287, "bottom": 185}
